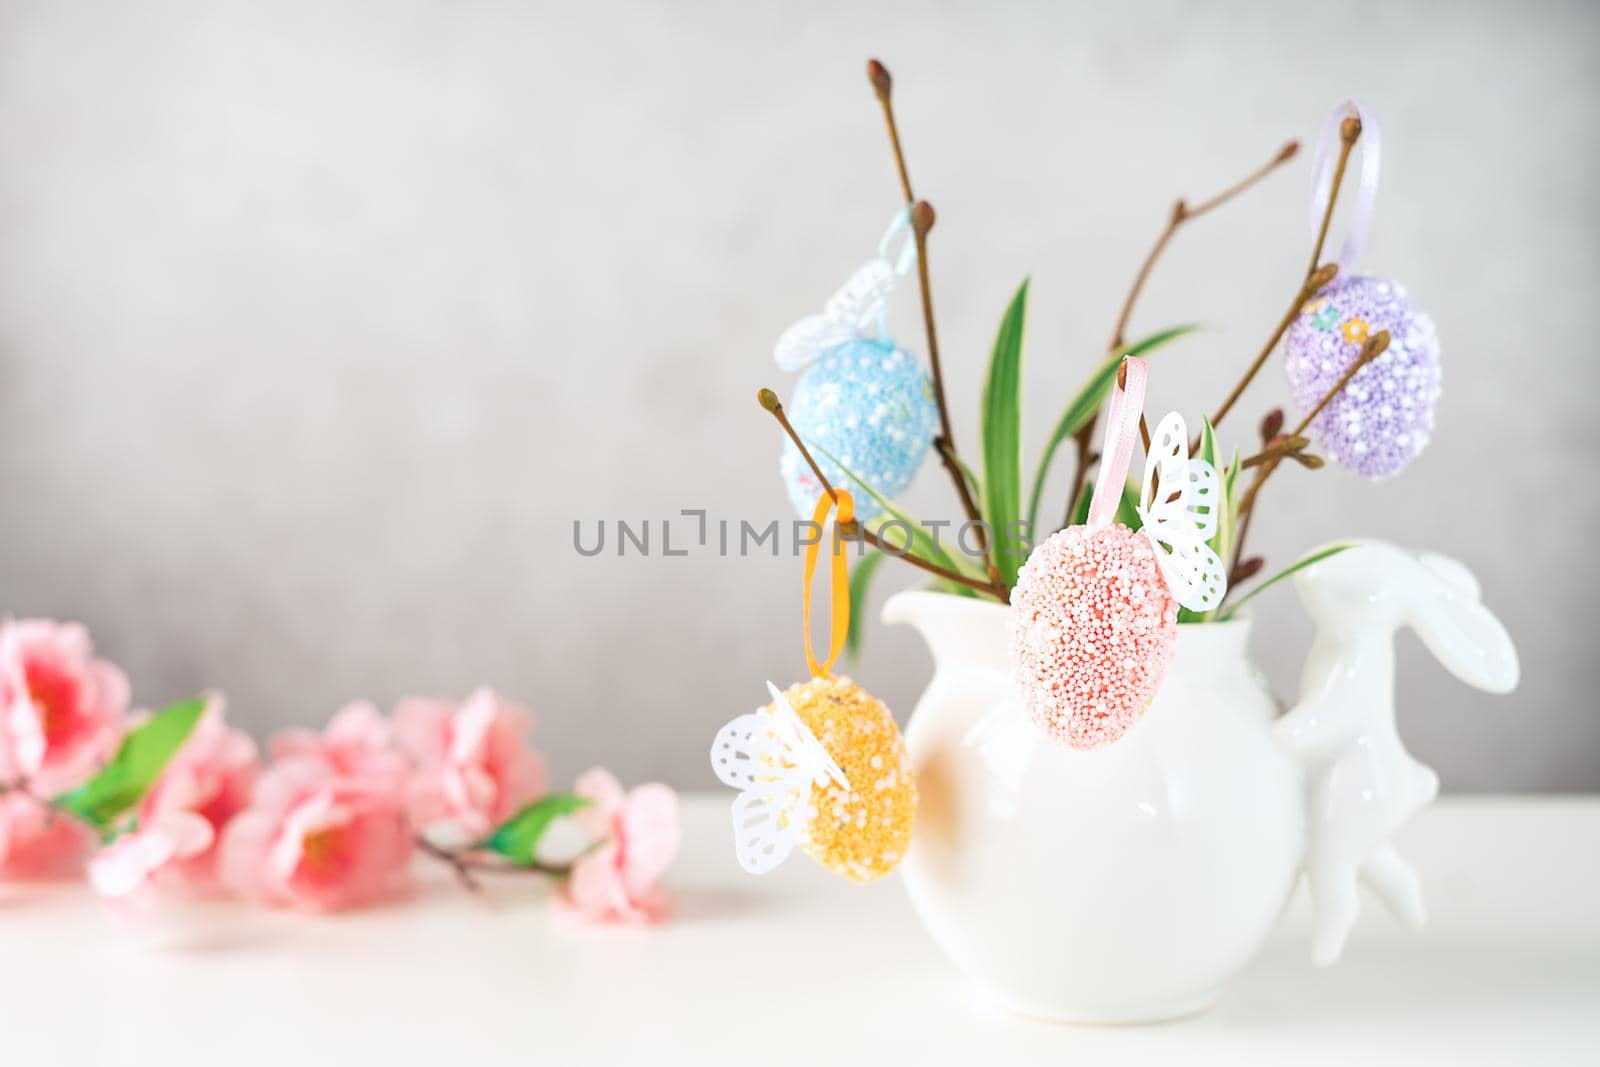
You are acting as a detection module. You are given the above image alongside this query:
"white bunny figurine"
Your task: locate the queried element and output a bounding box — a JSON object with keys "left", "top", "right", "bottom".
{"left": 1277, "top": 541, "right": 1520, "bottom": 966}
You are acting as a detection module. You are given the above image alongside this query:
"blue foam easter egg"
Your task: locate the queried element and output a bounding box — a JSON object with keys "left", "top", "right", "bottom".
{"left": 779, "top": 339, "right": 936, "bottom": 521}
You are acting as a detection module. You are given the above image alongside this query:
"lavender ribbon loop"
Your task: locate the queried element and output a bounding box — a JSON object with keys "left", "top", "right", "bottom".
{"left": 1308, "top": 100, "right": 1382, "bottom": 275}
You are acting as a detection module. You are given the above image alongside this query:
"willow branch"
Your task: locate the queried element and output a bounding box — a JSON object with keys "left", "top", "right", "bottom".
{"left": 867, "top": 60, "right": 995, "bottom": 581}
{"left": 1209, "top": 262, "right": 1338, "bottom": 432}
{"left": 1109, "top": 140, "right": 1299, "bottom": 351}
{"left": 1210, "top": 116, "right": 1361, "bottom": 432}
{"left": 1227, "top": 329, "right": 1388, "bottom": 576}
{"left": 760, "top": 390, "right": 1008, "bottom": 600}
{"left": 1064, "top": 139, "right": 1298, "bottom": 530}
{"left": 867, "top": 60, "right": 912, "bottom": 203}
{"left": 1293, "top": 329, "right": 1389, "bottom": 436}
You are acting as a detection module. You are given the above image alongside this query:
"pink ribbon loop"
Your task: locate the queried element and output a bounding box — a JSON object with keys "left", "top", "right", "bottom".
{"left": 1086, "top": 357, "right": 1147, "bottom": 529}
{"left": 1308, "top": 100, "right": 1382, "bottom": 276}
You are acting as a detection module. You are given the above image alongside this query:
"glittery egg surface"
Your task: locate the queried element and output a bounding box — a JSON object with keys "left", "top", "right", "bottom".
{"left": 770, "top": 675, "right": 916, "bottom": 884}
{"left": 1008, "top": 524, "right": 1179, "bottom": 750}
{"left": 779, "top": 339, "right": 936, "bottom": 520}
{"left": 1283, "top": 274, "right": 1441, "bottom": 479}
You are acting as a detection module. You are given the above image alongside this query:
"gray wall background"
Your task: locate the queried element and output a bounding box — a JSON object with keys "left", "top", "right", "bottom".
{"left": 0, "top": 1, "right": 1594, "bottom": 791}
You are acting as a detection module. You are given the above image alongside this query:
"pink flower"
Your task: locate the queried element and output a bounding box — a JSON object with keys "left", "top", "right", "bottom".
{"left": 271, "top": 701, "right": 409, "bottom": 798}
{"left": 88, "top": 695, "right": 261, "bottom": 895}
{"left": 0, "top": 620, "right": 129, "bottom": 794}
{"left": 394, "top": 688, "right": 546, "bottom": 841}
{"left": 87, "top": 811, "right": 214, "bottom": 900}
{"left": 218, "top": 760, "right": 414, "bottom": 911}
{"left": 0, "top": 791, "right": 95, "bottom": 878}
{"left": 558, "top": 768, "right": 680, "bottom": 925}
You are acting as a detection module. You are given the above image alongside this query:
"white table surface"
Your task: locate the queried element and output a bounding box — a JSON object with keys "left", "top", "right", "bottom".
{"left": 1, "top": 795, "right": 1596, "bottom": 1066}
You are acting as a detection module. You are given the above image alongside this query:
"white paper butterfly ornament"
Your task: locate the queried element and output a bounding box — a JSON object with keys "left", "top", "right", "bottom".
{"left": 771, "top": 209, "right": 938, "bottom": 521}
{"left": 711, "top": 676, "right": 919, "bottom": 883}
{"left": 710, "top": 682, "right": 849, "bottom": 875}
{"left": 1136, "top": 412, "right": 1228, "bottom": 613}
{"left": 772, "top": 211, "right": 915, "bottom": 373}
{"left": 1008, "top": 357, "right": 1228, "bottom": 750}
{"left": 773, "top": 257, "right": 902, "bottom": 373}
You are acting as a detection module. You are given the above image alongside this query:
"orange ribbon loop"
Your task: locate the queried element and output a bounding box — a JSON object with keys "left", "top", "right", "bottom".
{"left": 802, "top": 490, "right": 855, "bottom": 678}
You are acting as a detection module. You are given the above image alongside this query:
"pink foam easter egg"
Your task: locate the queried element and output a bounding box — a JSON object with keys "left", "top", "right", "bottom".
{"left": 1008, "top": 524, "right": 1179, "bottom": 749}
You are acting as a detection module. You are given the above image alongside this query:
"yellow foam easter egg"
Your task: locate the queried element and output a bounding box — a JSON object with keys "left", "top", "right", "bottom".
{"left": 772, "top": 675, "right": 916, "bottom": 884}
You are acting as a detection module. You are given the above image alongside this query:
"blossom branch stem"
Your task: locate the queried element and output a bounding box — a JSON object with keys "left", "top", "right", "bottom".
{"left": 867, "top": 59, "right": 996, "bottom": 583}
{"left": 417, "top": 835, "right": 573, "bottom": 892}
{"left": 1065, "top": 140, "right": 1299, "bottom": 527}
{"left": 760, "top": 389, "right": 1009, "bottom": 600}
{"left": 0, "top": 780, "right": 67, "bottom": 823}
{"left": 417, "top": 836, "right": 484, "bottom": 892}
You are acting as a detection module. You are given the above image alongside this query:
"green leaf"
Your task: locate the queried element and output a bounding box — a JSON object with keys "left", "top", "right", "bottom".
{"left": 1223, "top": 446, "right": 1241, "bottom": 525}
{"left": 52, "top": 697, "right": 207, "bottom": 833}
{"left": 1217, "top": 544, "right": 1355, "bottom": 621}
{"left": 482, "top": 793, "right": 591, "bottom": 866}
{"left": 1216, "top": 440, "right": 1240, "bottom": 569}
{"left": 1065, "top": 479, "right": 1140, "bottom": 530}
{"left": 982, "top": 280, "right": 1029, "bottom": 586}
{"left": 1114, "top": 480, "right": 1142, "bottom": 530}
{"left": 846, "top": 549, "right": 886, "bottom": 660}
{"left": 1025, "top": 324, "right": 1198, "bottom": 534}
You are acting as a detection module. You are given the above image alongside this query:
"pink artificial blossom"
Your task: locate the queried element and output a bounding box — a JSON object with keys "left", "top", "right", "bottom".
{"left": 218, "top": 760, "right": 414, "bottom": 911}
{"left": 0, "top": 619, "right": 129, "bottom": 794}
{"left": 271, "top": 701, "right": 409, "bottom": 798}
{"left": 87, "top": 695, "right": 261, "bottom": 897}
{"left": 558, "top": 768, "right": 680, "bottom": 925}
{"left": 88, "top": 811, "right": 214, "bottom": 900}
{"left": 0, "top": 791, "right": 94, "bottom": 878}
{"left": 394, "top": 688, "right": 547, "bottom": 841}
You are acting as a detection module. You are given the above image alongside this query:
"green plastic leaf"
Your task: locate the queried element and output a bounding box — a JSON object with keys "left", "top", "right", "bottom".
{"left": 1025, "top": 324, "right": 1198, "bottom": 534}
{"left": 1065, "top": 479, "right": 1140, "bottom": 531}
{"left": 1223, "top": 446, "right": 1241, "bottom": 526}
{"left": 1217, "top": 544, "right": 1355, "bottom": 621}
{"left": 846, "top": 549, "right": 887, "bottom": 660}
{"left": 982, "top": 280, "right": 1029, "bottom": 586}
{"left": 482, "top": 793, "right": 591, "bottom": 866}
{"left": 1067, "top": 481, "right": 1092, "bottom": 526}
{"left": 1215, "top": 441, "right": 1240, "bottom": 574}
{"left": 53, "top": 697, "right": 207, "bottom": 833}
{"left": 1114, "top": 480, "right": 1142, "bottom": 530}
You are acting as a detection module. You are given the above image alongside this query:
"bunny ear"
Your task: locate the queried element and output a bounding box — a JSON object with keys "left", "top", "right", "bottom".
{"left": 1406, "top": 556, "right": 1519, "bottom": 694}
{"left": 1417, "top": 552, "right": 1481, "bottom": 600}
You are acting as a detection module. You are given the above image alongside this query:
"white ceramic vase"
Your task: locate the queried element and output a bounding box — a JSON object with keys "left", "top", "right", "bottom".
{"left": 883, "top": 590, "right": 1305, "bottom": 1023}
